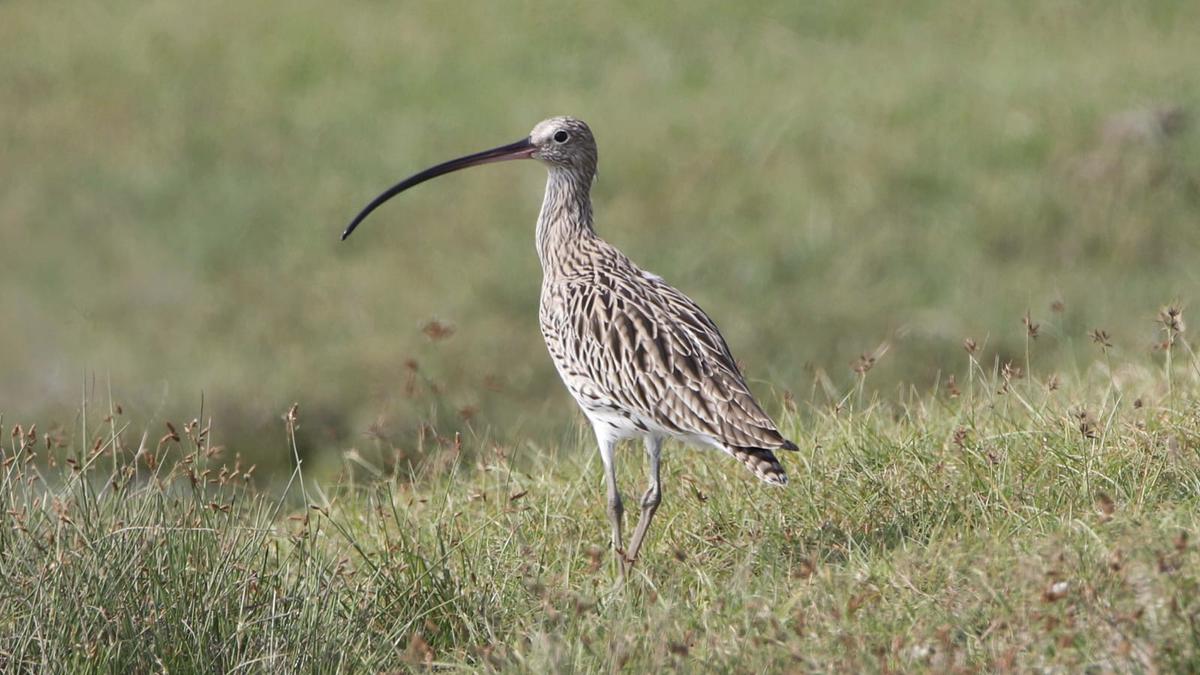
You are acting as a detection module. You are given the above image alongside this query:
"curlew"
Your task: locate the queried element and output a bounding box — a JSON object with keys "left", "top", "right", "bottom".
{"left": 342, "top": 117, "right": 797, "bottom": 575}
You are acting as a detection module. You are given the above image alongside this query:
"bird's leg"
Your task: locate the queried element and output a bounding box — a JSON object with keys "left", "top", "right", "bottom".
{"left": 597, "top": 432, "right": 626, "bottom": 578}
{"left": 625, "top": 436, "right": 663, "bottom": 570}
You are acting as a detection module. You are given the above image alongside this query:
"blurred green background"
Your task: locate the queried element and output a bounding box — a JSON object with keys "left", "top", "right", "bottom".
{"left": 2, "top": 1, "right": 1198, "bottom": 471}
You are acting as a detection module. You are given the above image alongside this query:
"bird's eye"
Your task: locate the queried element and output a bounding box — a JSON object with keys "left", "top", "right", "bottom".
{"left": 553, "top": 130, "right": 569, "bottom": 144}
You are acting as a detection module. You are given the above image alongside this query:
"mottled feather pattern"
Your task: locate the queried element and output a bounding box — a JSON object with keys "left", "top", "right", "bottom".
{"left": 539, "top": 226, "right": 795, "bottom": 485}
{"left": 520, "top": 117, "right": 795, "bottom": 487}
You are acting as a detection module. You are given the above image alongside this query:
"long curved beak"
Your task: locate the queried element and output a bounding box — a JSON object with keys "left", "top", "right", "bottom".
{"left": 341, "top": 137, "right": 536, "bottom": 240}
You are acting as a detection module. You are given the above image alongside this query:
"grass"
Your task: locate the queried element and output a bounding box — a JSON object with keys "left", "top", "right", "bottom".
{"left": 5, "top": 347, "right": 1200, "bottom": 671}
{"left": 4, "top": 1, "right": 1200, "bottom": 671}
{"left": 2, "top": 1, "right": 1199, "bottom": 469}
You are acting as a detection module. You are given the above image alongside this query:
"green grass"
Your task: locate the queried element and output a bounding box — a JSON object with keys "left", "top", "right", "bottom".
{"left": 4, "top": 1, "right": 1200, "bottom": 671}
{"left": 2, "top": 0, "right": 1199, "bottom": 469}
{"left": 5, "top": 354, "right": 1200, "bottom": 671}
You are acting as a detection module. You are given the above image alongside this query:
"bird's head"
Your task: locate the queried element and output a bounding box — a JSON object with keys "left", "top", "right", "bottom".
{"left": 528, "top": 116, "right": 597, "bottom": 174}
{"left": 341, "top": 116, "right": 596, "bottom": 240}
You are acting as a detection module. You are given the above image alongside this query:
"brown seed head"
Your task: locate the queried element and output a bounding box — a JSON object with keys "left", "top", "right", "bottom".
{"left": 1001, "top": 361, "right": 1022, "bottom": 381}
{"left": 421, "top": 319, "right": 455, "bottom": 341}
{"left": 283, "top": 403, "right": 299, "bottom": 426}
{"left": 1159, "top": 306, "right": 1185, "bottom": 334}
{"left": 951, "top": 427, "right": 969, "bottom": 449}
{"left": 1023, "top": 311, "right": 1040, "bottom": 339}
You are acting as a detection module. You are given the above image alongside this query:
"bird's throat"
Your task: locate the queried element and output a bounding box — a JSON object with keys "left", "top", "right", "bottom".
{"left": 536, "top": 168, "right": 597, "bottom": 274}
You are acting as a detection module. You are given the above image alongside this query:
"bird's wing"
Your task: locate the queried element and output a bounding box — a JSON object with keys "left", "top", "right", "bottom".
{"left": 553, "top": 256, "right": 794, "bottom": 450}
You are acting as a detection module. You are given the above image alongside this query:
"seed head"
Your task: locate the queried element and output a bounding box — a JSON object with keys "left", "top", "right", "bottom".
{"left": 1023, "top": 311, "right": 1040, "bottom": 340}
{"left": 951, "top": 427, "right": 969, "bottom": 449}
{"left": 1001, "top": 361, "right": 1022, "bottom": 381}
{"left": 1159, "top": 306, "right": 1185, "bottom": 334}
{"left": 946, "top": 374, "right": 960, "bottom": 398}
{"left": 421, "top": 319, "right": 455, "bottom": 341}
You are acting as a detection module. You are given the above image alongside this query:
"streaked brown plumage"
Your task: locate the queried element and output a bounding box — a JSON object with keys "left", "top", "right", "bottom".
{"left": 342, "top": 116, "right": 796, "bottom": 576}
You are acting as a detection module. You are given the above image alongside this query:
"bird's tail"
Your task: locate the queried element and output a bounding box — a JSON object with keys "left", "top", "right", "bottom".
{"left": 727, "top": 446, "right": 788, "bottom": 486}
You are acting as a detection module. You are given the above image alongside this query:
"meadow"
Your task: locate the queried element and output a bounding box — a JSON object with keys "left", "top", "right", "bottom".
{"left": 2, "top": 0, "right": 1200, "bottom": 671}
{"left": 5, "top": 359, "right": 1200, "bottom": 671}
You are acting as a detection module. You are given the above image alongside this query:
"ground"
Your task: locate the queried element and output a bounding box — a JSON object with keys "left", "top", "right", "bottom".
{"left": 4, "top": 355, "right": 1200, "bottom": 671}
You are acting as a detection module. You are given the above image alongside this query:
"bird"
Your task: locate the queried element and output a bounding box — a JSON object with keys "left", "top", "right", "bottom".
{"left": 342, "top": 117, "right": 797, "bottom": 575}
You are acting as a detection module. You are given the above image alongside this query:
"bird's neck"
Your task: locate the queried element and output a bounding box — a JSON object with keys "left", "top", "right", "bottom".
{"left": 536, "top": 167, "right": 596, "bottom": 275}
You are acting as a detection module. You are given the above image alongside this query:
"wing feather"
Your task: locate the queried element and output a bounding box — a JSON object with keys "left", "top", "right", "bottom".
{"left": 546, "top": 251, "right": 791, "bottom": 450}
